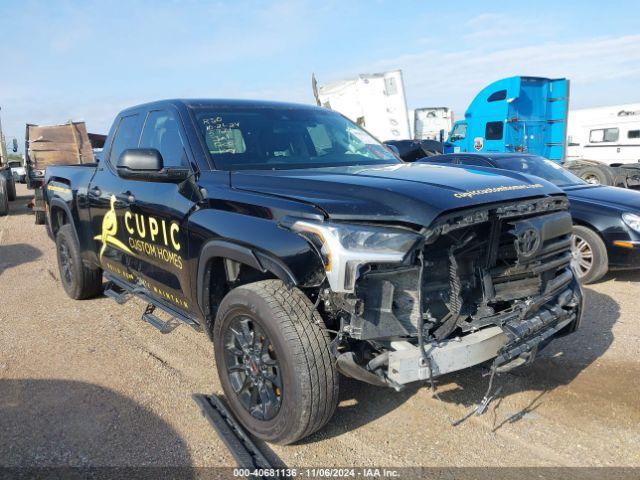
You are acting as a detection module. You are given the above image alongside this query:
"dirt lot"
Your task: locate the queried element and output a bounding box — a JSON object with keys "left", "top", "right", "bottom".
{"left": 1, "top": 183, "right": 639, "bottom": 469}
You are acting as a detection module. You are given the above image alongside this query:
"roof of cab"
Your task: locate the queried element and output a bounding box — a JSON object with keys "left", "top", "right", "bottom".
{"left": 119, "top": 98, "right": 323, "bottom": 115}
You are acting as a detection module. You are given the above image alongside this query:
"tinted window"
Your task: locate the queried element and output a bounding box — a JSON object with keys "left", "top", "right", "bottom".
{"left": 491, "top": 155, "right": 585, "bottom": 187}
{"left": 487, "top": 90, "right": 507, "bottom": 102}
{"left": 589, "top": 128, "right": 619, "bottom": 143}
{"left": 485, "top": 121, "right": 504, "bottom": 140}
{"left": 194, "top": 107, "right": 398, "bottom": 170}
{"left": 109, "top": 114, "right": 142, "bottom": 164}
{"left": 628, "top": 130, "right": 640, "bottom": 139}
{"left": 460, "top": 156, "right": 491, "bottom": 167}
{"left": 139, "top": 110, "right": 187, "bottom": 167}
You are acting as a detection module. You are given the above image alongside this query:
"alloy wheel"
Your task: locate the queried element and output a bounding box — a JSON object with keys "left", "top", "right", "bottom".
{"left": 571, "top": 234, "right": 593, "bottom": 278}
{"left": 58, "top": 240, "right": 74, "bottom": 285}
{"left": 223, "top": 315, "right": 282, "bottom": 421}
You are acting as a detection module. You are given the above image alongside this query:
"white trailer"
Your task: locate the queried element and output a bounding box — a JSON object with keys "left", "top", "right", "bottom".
{"left": 564, "top": 103, "right": 640, "bottom": 187}
{"left": 312, "top": 70, "right": 411, "bottom": 141}
{"left": 413, "top": 107, "right": 454, "bottom": 142}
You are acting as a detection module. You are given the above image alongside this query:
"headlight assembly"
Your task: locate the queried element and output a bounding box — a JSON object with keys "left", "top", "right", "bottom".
{"left": 288, "top": 219, "right": 420, "bottom": 292}
{"left": 622, "top": 212, "right": 640, "bottom": 233}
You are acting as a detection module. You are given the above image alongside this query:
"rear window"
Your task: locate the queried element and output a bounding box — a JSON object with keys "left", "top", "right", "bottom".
{"left": 485, "top": 121, "right": 504, "bottom": 140}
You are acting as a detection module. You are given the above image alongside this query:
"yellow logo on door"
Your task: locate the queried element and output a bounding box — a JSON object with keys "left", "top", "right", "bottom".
{"left": 94, "top": 195, "right": 133, "bottom": 261}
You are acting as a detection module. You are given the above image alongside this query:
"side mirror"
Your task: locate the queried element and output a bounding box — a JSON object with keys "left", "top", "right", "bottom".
{"left": 117, "top": 148, "right": 189, "bottom": 182}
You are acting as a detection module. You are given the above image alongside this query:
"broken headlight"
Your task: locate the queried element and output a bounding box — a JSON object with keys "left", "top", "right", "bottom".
{"left": 288, "top": 219, "right": 420, "bottom": 293}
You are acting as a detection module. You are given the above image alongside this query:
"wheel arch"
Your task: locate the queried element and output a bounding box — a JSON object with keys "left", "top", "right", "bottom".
{"left": 196, "top": 240, "right": 303, "bottom": 337}
{"left": 571, "top": 218, "right": 608, "bottom": 244}
{"left": 49, "top": 198, "right": 79, "bottom": 243}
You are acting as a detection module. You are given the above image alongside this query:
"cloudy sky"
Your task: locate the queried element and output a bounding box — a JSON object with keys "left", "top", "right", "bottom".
{"left": 1, "top": 0, "right": 639, "bottom": 148}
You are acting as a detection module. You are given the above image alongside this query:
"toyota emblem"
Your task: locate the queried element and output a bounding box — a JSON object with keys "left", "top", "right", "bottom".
{"left": 515, "top": 228, "right": 541, "bottom": 257}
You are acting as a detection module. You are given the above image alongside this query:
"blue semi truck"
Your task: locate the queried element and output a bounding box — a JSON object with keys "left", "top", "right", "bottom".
{"left": 445, "top": 76, "right": 640, "bottom": 188}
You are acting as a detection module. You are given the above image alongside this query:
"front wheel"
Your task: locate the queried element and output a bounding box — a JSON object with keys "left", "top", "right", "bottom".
{"left": 213, "top": 280, "right": 339, "bottom": 445}
{"left": 571, "top": 226, "right": 608, "bottom": 284}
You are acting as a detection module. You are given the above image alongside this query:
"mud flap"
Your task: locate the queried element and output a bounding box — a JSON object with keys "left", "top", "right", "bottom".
{"left": 192, "top": 394, "right": 273, "bottom": 471}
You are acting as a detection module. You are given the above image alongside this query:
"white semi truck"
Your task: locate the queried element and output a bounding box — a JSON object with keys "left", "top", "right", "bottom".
{"left": 312, "top": 70, "right": 411, "bottom": 141}
{"left": 565, "top": 103, "right": 640, "bottom": 186}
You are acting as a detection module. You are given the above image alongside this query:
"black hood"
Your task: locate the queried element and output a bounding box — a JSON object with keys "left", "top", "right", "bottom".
{"left": 225, "top": 163, "right": 564, "bottom": 227}
{"left": 565, "top": 184, "right": 640, "bottom": 212}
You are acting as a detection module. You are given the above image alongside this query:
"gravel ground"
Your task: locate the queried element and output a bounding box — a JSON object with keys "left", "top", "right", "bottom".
{"left": 1, "top": 184, "right": 639, "bottom": 468}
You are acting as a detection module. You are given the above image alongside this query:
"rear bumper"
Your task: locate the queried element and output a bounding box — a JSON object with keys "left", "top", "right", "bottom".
{"left": 386, "top": 280, "right": 583, "bottom": 385}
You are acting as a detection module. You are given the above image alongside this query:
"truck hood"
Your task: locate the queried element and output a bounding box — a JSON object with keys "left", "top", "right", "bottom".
{"left": 229, "top": 163, "right": 563, "bottom": 227}
{"left": 565, "top": 184, "right": 640, "bottom": 213}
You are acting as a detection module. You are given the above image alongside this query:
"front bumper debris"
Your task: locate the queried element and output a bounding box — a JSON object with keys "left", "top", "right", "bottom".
{"left": 386, "top": 284, "right": 581, "bottom": 386}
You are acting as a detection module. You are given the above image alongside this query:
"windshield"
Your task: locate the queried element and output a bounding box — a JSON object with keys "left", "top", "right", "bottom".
{"left": 193, "top": 107, "right": 399, "bottom": 170}
{"left": 491, "top": 155, "right": 586, "bottom": 187}
{"left": 450, "top": 123, "right": 466, "bottom": 140}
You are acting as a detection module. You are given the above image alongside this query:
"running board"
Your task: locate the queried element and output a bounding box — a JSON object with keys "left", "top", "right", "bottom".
{"left": 142, "top": 304, "right": 180, "bottom": 334}
{"left": 104, "top": 282, "right": 130, "bottom": 304}
{"left": 193, "top": 394, "right": 273, "bottom": 471}
{"left": 104, "top": 273, "right": 202, "bottom": 333}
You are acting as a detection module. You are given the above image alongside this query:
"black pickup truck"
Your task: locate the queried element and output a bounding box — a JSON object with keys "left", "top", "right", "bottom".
{"left": 43, "top": 99, "right": 583, "bottom": 444}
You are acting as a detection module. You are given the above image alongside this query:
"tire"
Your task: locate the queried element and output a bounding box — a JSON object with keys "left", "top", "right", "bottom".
{"left": 6, "top": 177, "right": 16, "bottom": 201}
{"left": 576, "top": 166, "right": 614, "bottom": 186}
{"left": 0, "top": 177, "right": 8, "bottom": 216}
{"left": 35, "top": 210, "right": 46, "bottom": 224}
{"left": 213, "top": 280, "right": 339, "bottom": 445}
{"left": 571, "top": 225, "right": 608, "bottom": 284}
{"left": 55, "top": 224, "right": 103, "bottom": 299}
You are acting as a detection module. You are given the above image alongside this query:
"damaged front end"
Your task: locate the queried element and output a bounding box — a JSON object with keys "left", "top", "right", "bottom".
{"left": 291, "top": 195, "right": 583, "bottom": 388}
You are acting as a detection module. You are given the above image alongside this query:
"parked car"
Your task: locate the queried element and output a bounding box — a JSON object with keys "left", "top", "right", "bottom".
{"left": 418, "top": 153, "right": 640, "bottom": 283}
{"left": 43, "top": 99, "right": 582, "bottom": 444}
{"left": 8, "top": 160, "right": 26, "bottom": 183}
{"left": 384, "top": 139, "right": 444, "bottom": 162}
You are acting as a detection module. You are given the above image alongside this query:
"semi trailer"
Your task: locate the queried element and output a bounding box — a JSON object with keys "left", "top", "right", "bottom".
{"left": 445, "top": 76, "right": 640, "bottom": 188}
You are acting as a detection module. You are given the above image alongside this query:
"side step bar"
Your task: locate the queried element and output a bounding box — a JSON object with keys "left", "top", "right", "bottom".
{"left": 104, "top": 282, "right": 130, "bottom": 304}
{"left": 142, "top": 304, "right": 181, "bottom": 334}
{"left": 104, "top": 273, "right": 202, "bottom": 334}
{"left": 193, "top": 394, "right": 274, "bottom": 472}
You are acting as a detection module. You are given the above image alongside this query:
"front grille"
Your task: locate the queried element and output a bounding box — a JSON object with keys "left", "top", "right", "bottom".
{"left": 353, "top": 197, "right": 577, "bottom": 341}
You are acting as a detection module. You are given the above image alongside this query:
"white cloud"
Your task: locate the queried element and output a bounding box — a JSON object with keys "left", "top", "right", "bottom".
{"left": 347, "top": 33, "right": 640, "bottom": 113}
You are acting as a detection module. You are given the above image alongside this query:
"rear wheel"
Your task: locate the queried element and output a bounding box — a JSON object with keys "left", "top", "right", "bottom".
{"left": 0, "top": 177, "right": 8, "bottom": 216}
{"left": 576, "top": 166, "right": 614, "bottom": 186}
{"left": 55, "top": 224, "right": 103, "bottom": 299}
{"left": 6, "top": 177, "right": 16, "bottom": 201}
{"left": 213, "top": 280, "right": 339, "bottom": 445}
{"left": 571, "top": 225, "right": 608, "bottom": 284}
{"left": 35, "top": 210, "right": 46, "bottom": 224}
